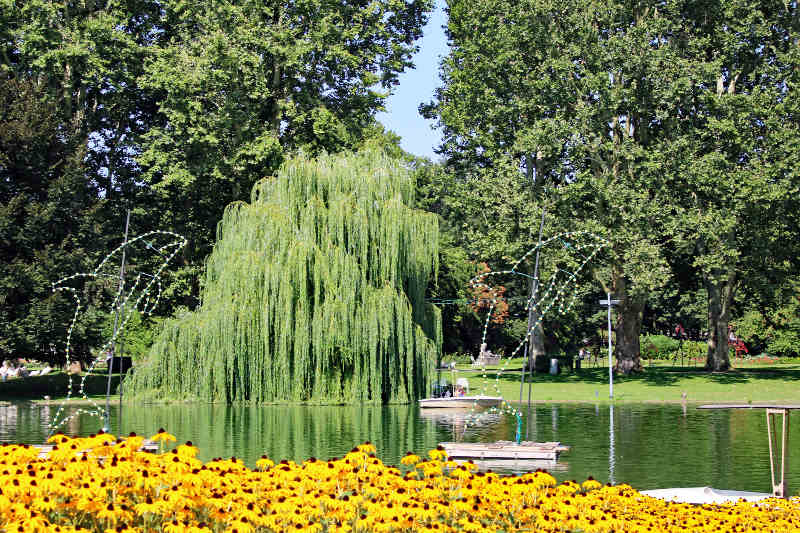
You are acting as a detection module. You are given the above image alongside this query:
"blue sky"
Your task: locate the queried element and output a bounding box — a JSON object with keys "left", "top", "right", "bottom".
{"left": 375, "top": 1, "right": 448, "bottom": 160}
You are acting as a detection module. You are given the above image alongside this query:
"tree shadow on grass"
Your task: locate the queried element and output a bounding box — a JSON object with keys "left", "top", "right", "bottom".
{"left": 702, "top": 367, "right": 800, "bottom": 384}
{"left": 489, "top": 365, "right": 800, "bottom": 388}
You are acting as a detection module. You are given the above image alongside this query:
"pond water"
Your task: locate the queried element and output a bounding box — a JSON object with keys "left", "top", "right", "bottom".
{"left": 0, "top": 401, "right": 796, "bottom": 493}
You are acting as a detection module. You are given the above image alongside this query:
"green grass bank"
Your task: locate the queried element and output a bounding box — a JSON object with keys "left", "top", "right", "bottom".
{"left": 438, "top": 358, "right": 800, "bottom": 404}
{"left": 0, "top": 371, "right": 123, "bottom": 404}
{"left": 1, "top": 362, "right": 798, "bottom": 406}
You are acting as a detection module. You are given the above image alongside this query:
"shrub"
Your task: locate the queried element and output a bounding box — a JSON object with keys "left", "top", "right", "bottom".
{"left": 640, "top": 334, "right": 679, "bottom": 360}
{"left": 684, "top": 340, "right": 706, "bottom": 361}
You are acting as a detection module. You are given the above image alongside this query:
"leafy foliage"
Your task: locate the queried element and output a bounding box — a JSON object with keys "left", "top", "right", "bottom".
{"left": 425, "top": 0, "right": 800, "bottom": 372}
{"left": 0, "top": 77, "right": 112, "bottom": 364}
{"left": 126, "top": 151, "right": 440, "bottom": 403}
{"left": 1, "top": 0, "right": 434, "bottom": 369}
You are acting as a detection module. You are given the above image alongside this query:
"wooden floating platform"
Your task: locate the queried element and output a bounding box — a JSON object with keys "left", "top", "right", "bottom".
{"left": 34, "top": 439, "right": 159, "bottom": 459}
{"left": 419, "top": 396, "right": 503, "bottom": 409}
{"left": 453, "top": 458, "right": 568, "bottom": 473}
{"left": 441, "top": 440, "right": 569, "bottom": 461}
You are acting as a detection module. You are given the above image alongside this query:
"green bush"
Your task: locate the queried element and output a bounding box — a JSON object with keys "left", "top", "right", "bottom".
{"left": 684, "top": 341, "right": 706, "bottom": 360}
{"left": 640, "top": 334, "right": 680, "bottom": 360}
{"left": 101, "top": 310, "right": 165, "bottom": 362}
{"left": 733, "top": 280, "right": 800, "bottom": 358}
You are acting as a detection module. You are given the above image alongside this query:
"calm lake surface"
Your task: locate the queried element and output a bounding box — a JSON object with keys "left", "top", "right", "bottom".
{"left": 0, "top": 402, "right": 796, "bottom": 493}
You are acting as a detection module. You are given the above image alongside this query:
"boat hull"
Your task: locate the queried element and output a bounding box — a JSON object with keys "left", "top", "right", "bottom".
{"left": 418, "top": 396, "right": 503, "bottom": 409}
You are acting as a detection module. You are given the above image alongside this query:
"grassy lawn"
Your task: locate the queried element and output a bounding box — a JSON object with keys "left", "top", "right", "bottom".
{"left": 2, "top": 361, "right": 798, "bottom": 406}
{"left": 437, "top": 357, "right": 800, "bottom": 404}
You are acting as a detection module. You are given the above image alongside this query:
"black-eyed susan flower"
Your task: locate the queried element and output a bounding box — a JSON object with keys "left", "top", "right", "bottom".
{"left": 150, "top": 428, "right": 177, "bottom": 444}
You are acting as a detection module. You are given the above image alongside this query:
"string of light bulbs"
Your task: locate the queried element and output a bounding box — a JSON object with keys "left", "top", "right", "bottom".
{"left": 462, "top": 231, "right": 609, "bottom": 429}
{"left": 48, "top": 231, "right": 187, "bottom": 435}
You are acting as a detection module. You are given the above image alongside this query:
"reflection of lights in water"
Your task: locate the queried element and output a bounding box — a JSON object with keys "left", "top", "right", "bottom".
{"left": 0, "top": 404, "right": 17, "bottom": 427}
{"left": 526, "top": 403, "right": 536, "bottom": 442}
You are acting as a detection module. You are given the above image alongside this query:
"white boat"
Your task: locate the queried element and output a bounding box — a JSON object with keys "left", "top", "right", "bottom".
{"left": 418, "top": 396, "right": 503, "bottom": 409}
{"left": 641, "top": 487, "right": 773, "bottom": 504}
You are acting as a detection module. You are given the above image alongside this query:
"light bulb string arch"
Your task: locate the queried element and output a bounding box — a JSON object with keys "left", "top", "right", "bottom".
{"left": 462, "top": 231, "right": 609, "bottom": 428}
{"left": 48, "top": 231, "right": 187, "bottom": 435}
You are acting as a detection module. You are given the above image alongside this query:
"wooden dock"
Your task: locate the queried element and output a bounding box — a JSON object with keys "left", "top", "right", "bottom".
{"left": 454, "top": 458, "right": 568, "bottom": 473}
{"left": 440, "top": 440, "right": 569, "bottom": 461}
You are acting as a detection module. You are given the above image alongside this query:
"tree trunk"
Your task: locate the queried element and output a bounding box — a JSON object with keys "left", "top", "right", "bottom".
{"left": 613, "top": 272, "right": 644, "bottom": 374}
{"left": 528, "top": 308, "right": 546, "bottom": 371}
{"left": 705, "top": 271, "right": 736, "bottom": 371}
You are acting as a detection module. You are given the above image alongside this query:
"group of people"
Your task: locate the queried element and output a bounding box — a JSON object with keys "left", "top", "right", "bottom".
{"left": 0, "top": 360, "right": 52, "bottom": 381}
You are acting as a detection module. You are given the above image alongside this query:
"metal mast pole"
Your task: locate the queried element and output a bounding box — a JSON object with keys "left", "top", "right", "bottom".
{"left": 526, "top": 205, "right": 546, "bottom": 438}
{"left": 105, "top": 210, "right": 130, "bottom": 432}
{"left": 519, "top": 153, "right": 547, "bottom": 437}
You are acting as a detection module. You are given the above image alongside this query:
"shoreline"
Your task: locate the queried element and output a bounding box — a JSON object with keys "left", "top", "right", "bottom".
{"left": 0, "top": 397, "right": 793, "bottom": 407}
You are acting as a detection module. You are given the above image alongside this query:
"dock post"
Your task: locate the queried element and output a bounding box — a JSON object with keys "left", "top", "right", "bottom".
{"left": 766, "top": 408, "right": 789, "bottom": 498}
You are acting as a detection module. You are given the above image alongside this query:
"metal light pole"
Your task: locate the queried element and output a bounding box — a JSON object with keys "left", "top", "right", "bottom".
{"left": 598, "top": 293, "right": 620, "bottom": 399}
{"left": 106, "top": 210, "right": 130, "bottom": 432}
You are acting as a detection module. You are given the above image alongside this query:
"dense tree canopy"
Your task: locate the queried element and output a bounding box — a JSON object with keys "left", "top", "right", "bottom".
{"left": 126, "top": 150, "right": 441, "bottom": 403}
{"left": 2, "top": 0, "right": 799, "bottom": 401}
{"left": 424, "top": 0, "right": 800, "bottom": 371}
{"left": 0, "top": 0, "right": 434, "bottom": 365}
{"left": 0, "top": 77, "right": 110, "bottom": 363}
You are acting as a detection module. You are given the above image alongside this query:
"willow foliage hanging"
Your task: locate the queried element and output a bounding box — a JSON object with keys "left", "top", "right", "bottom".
{"left": 126, "top": 150, "right": 441, "bottom": 404}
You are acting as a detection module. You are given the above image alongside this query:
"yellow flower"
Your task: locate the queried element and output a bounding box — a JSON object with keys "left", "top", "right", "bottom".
{"left": 46, "top": 433, "right": 69, "bottom": 444}
{"left": 357, "top": 442, "right": 377, "bottom": 454}
{"left": 133, "top": 496, "right": 161, "bottom": 515}
{"left": 401, "top": 453, "right": 421, "bottom": 465}
{"left": 224, "top": 519, "right": 254, "bottom": 533}
{"left": 582, "top": 478, "right": 603, "bottom": 491}
{"left": 1, "top": 430, "right": 799, "bottom": 533}
{"left": 427, "top": 446, "right": 448, "bottom": 461}
{"left": 96, "top": 503, "right": 120, "bottom": 524}
{"left": 176, "top": 442, "right": 199, "bottom": 459}
{"left": 163, "top": 519, "right": 188, "bottom": 533}
{"left": 31, "top": 496, "right": 57, "bottom": 513}
{"left": 151, "top": 428, "right": 177, "bottom": 443}
{"left": 255, "top": 455, "right": 275, "bottom": 470}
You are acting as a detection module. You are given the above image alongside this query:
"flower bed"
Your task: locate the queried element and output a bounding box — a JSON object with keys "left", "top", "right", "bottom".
{"left": 0, "top": 431, "right": 797, "bottom": 532}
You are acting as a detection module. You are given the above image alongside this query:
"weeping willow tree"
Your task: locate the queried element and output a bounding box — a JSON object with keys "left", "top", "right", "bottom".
{"left": 126, "top": 151, "right": 441, "bottom": 404}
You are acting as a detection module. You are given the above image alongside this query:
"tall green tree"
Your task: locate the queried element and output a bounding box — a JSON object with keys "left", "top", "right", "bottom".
{"left": 426, "top": 0, "right": 800, "bottom": 372}
{"left": 1, "top": 0, "right": 162, "bottom": 204}
{"left": 0, "top": 77, "right": 109, "bottom": 363}
{"left": 662, "top": 0, "right": 800, "bottom": 370}
{"left": 137, "top": 0, "right": 434, "bottom": 308}
{"left": 126, "top": 150, "right": 441, "bottom": 404}
{"left": 2, "top": 0, "right": 434, "bottom": 354}
{"left": 425, "top": 0, "right": 679, "bottom": 373}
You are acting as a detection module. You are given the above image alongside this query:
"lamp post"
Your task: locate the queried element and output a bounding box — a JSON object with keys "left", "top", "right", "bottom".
{"left": 598, "top": 293, "right": 620, "bottom": 399}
